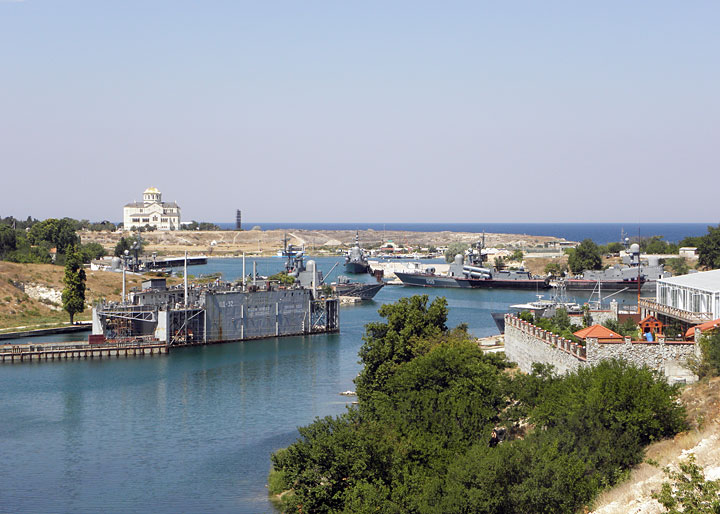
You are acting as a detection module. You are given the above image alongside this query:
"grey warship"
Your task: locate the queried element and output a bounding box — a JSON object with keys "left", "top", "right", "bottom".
{"left": 285, "top": 246, "right": 384, "bottom": 301}
{"left": 563, "top": 243, "right": 670, "bottom": 291}
{"left": 395, "top": 239, "right": 549, "bottom": 290}
{"left": 344, "top": 231, "right": 370, "bottom": 274}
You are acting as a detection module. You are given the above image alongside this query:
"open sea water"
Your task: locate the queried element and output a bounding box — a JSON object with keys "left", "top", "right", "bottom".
{"left": 0, "top": 256, "right": 650, "bottom": 513}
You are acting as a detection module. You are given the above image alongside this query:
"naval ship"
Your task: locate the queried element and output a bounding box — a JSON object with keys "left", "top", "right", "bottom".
{"left": 395, "top": 240, "right": 550, "bottom": 290}
{"left": 563, "top": 243, "right": 671, "bottom": 291}
{"left": 344, "top": 231, "right": 370, "bottom": 274}
{"left": 284, "top": 245, "right": 384, "bottom": 300}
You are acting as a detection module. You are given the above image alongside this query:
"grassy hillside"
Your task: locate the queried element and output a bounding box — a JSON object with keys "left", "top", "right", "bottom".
{"left": 0, "top": 261, "right": 146, "bottom": 331}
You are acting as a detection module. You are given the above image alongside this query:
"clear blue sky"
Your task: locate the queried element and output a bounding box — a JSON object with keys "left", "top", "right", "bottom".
{"left": 1, "top": 1, "right": 718, "bottom": 223}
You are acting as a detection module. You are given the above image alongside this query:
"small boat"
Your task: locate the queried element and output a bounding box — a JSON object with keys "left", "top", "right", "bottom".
{"left": 491, "top": 282, "right": 582, "bottom": 333}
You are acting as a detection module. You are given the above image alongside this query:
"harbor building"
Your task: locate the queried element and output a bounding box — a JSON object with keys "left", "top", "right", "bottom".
{"left": 123, "top": 187, "right": 181, "bottom": 231}
{"left": 640, "top": 269, "right": 720, "bottom": 326}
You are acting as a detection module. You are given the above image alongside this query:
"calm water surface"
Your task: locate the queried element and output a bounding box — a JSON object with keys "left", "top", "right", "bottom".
{"left": 0, "top": 257, "right": 636, "bottom": 513}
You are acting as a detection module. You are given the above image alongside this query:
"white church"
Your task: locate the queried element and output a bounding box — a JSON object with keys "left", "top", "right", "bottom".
{"left": 123, "top": 187, "right": 181, "bottom": 231}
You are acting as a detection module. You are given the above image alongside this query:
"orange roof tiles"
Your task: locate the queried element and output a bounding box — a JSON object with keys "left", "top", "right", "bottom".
{"left": 685, "top": 318, "right": 720, "bottom": 339}
{"left": 573, "top": 324, "right": 623, "bottom": 340}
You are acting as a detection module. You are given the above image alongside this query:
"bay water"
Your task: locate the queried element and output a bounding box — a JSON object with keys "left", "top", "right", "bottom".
{"left": 0, "top": 257, "right": 637, "bottom": 513}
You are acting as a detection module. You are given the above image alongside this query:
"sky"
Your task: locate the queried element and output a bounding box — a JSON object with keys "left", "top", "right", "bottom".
{"left": 1, "top": 1, "right": 718, "bottom": 224}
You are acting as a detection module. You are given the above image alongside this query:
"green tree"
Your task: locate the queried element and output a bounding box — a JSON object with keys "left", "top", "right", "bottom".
{"left": 62, "top": 245, "right": 86, "bottom": 324}
{"left": 444, "top": 242, "right": 469, "bottom": 263}
{"left": 114, "top": 237, "right": 135, "bottom": 257}
{"left": 679, "top": 236, "right": 703, "bottom": 248}
{"left": 606, "top": 242, "right": 624, "bottom": 254}
{"left": 509, "top": 249, "right": 524, "bottom": 261}
{"left": 355, "top": 295, "right": 448, "bottom": 401}
{"left": 27, "top": 218, "right": 79, "bottom": 254}
{"left": 697, "top": 225, "right": 720, "bottom": 269}
{"left": 79, "top": 242, "right": 106, "bottom": 263}
{"left": 268, "top": 271, "right": 296, "bottom": 285}
{"left": 642, "top": 236, "right": 679, "bottom": 255}
{"left": 0, "top": 224, "right": 17, "bottom": 257}
{"left": 666, "top": 257, "right": 689, "bottom": 276}
{"left": 567, "top": 239, "right": 602, "bottom": 274}
{"left": 544, "top": 261, "right": 567, "bottom": 277}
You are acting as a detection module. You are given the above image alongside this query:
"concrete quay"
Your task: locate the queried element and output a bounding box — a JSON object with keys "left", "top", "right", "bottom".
{"left": 0, "top": 322, "right": 92, "bottom": 341}
{"left": 0, "top": 339, "right": 167, "bottom": 363}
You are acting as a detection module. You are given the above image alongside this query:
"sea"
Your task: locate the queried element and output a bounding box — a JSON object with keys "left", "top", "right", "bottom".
{"left": 0, "top": 221, "right": 709, "bottom": 513}
{"left": 218, "top": 222, "right": 714, "bottom": 244}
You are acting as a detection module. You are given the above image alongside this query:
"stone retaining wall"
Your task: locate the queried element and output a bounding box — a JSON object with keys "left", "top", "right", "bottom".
{"left": 504, "top": 315, "right": 586, "bottom": 374}
{"left": 504, "top": 314, "right": 699, "bottom": 380}
{"left": 586, "top": 337, "right": 698, "bottom": 370}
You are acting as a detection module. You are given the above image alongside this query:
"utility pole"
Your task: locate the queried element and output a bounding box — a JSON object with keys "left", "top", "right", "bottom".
{"left": 122, "top": 249, "right": 129, "bottom": 304}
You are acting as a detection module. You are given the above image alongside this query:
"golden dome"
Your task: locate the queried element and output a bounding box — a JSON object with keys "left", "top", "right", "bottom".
{"left": 144, "top": 187, "right": 160, "bottom": 194}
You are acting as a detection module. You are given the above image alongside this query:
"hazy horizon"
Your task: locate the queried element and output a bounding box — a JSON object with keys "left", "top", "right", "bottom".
{"left": 2, "top": 1, "right": 718, "bottom": 223}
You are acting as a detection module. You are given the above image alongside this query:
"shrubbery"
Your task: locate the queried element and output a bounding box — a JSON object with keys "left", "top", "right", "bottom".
{"left": 269, "top": 296, "right": 686, "bottom": 513}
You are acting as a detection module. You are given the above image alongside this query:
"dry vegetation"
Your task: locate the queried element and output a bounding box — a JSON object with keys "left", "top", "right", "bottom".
{"left": 80, "top": 229, "right": 566, "bottom": 258}
{"left": 591, "top": 377, "right": 720, "bottom": 513}
{"left": 0, "top": 261, "right": 151, "bottom": 331}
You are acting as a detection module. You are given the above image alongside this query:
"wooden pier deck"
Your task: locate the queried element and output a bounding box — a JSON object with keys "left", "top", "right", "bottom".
{"left": 0, "top": 340, "right": 168, "bottom": 363}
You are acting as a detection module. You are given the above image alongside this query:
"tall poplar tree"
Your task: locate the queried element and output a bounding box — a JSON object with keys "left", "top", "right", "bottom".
{"left": 62, "top": 244, "right": 86, "bottom": 324}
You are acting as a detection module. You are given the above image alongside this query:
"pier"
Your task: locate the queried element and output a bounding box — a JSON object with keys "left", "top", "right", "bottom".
{"left": 0, "top": 339, "right": 168, "bottom": 363}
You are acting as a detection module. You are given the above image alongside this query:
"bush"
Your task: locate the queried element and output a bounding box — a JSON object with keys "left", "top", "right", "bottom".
{"left": 697, "top": 330, "right": 720, "bottom": 377}
{"left": 653, "top": 454, "right": 720, "bottom": 513}
{"left": 444, "top": 242, "right": 469, "bottom": 263}
{"left": 79, "top": 242, "right": 106, "bottom": 263}
{"left": 567, "top": 239, "right": 602, "bottom": 274}
{"left": 666, "top": 257, "right": 689, "bottom": 276}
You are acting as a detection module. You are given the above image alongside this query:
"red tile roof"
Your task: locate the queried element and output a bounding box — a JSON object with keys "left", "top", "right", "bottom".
{"left": 573, "top": 325, "right": 623, "bottom": 340}
{"left": 685, "top": 318, "right": 720, "bottom": 339}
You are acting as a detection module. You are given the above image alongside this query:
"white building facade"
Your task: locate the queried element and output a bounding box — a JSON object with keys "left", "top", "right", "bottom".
{"left": 123, "top": 187, "right": 181, "bottom": 231}
{"left": 656, "top": 269, "right": 720, "bottom": 319}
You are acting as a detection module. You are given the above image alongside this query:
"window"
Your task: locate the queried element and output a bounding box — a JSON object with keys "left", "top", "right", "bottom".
{"left": 142, "top": 218, "right": 150, "bottom": 223}
{"left": 132, "top": 218, "right": 140, "bottom": 223}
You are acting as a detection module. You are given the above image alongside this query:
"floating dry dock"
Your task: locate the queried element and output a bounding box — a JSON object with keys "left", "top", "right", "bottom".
{"left": 93, "top": 272, "right": 339, "bottom": 347}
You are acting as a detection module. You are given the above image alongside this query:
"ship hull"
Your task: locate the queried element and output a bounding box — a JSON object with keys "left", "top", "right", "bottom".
{"left": 396, "top": 272, "right": 550, "bottom": 290}
{"left": 469, "top": 279, "right": 550, "bottom": 290}
{"left": 491, "top": 312, "right": 506, "bottom": 333}
{"left": 334, "top": 282, "right": 385, "bottom": 300}
{"left": 395, "top": 272, "right": 473, "bottom": 288}
{"left": 564, "top": 279, "right": 649, "bottom": 291}
{"left": 345, "top": 261, "right": 370, "bottom": 274}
